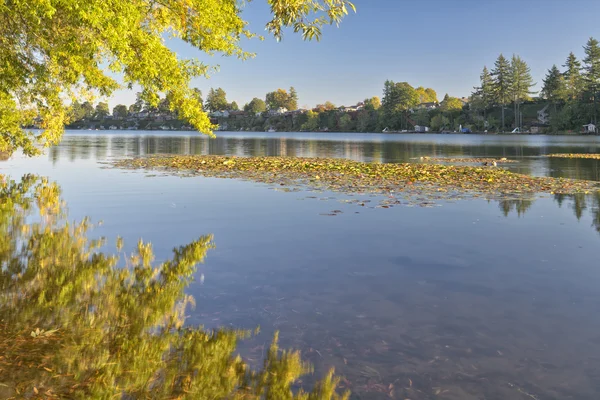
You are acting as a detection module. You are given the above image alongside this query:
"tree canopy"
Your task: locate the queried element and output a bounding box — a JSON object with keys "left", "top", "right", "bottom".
{"left": 244, "top": 98, "right": 267, "bottom": 114}
{"left": 265, "top": 87, "right": 298, "bottom": 111}
{"left": 0, "top": 0, "right": 355, "bottom": 155}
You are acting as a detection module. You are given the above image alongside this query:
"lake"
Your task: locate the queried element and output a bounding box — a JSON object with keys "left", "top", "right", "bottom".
{"left": 3, "top": 131, "right": 600, "bottom": 399}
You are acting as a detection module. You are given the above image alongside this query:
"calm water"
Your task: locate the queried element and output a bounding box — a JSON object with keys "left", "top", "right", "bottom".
{"left": 3, "top": 131, "right": 600, "bottom": 399}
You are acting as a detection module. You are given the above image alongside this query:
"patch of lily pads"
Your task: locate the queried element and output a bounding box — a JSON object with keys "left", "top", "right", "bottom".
{"left": 417, "top": 156, "right": 517, "bottom": 164}
{"left": 112, "top": 155, "right": 600, "bottom": 209}
{"left": 546, "top": 153, "right": 600, "bottom": 160}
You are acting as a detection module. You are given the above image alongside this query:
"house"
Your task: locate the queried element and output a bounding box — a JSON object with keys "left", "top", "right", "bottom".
{"left": 415, "top": 102, "right": 439, "bottom": 110}
{"left": 210, "top": 110, "right": 230, "bottom": 118}
{"left": 583, "top": 123, "right": 597, "bottom": 134}
{"left": 414, "top": 125, "right": 430, "bottom": 133}
{"left": 338, "top": 103, "right": 365, "bottom": 113}
{"left": 229, "top": 111, "right": 247, "bottom": 118}
{"left": 267, "top": 107, "right": 288, "bottom": 116}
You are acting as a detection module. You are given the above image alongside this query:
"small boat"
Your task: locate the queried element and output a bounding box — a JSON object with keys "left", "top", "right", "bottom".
{"left": 267, "top": 128, "right": 276, "bottom": 133}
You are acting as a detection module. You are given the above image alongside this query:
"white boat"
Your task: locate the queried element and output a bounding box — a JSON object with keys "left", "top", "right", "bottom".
{"left": 267, "top": 128, "right": 276, "bottom": 133}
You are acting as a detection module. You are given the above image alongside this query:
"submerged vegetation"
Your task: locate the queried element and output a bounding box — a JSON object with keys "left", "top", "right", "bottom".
{"left": 112, "top": 155, "right": 600, "bottom": 199}
{"left": 546, "top": 153, "right": 600, "bottom": 159}
{"left": 0, "top": 174, "right": 349, "bottom": 399}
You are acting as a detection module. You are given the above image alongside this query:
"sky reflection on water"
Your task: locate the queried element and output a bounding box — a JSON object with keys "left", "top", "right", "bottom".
{"left": 2, "top": 132, "right": 600, "bottom": 399}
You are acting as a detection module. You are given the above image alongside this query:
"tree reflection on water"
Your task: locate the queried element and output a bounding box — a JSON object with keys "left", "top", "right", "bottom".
{"left": 0, "top": 175, "right": 347, "bottom": 399}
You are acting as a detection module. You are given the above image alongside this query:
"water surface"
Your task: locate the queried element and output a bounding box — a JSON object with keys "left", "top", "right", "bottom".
{"left": 3, "top": 131, "right": 600, "bottom": 399}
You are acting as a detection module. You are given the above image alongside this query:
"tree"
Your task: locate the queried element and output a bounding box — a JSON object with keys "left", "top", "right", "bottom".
{"left": 158, "top": 95, "right": 173, "bottom": 113}
{"left": 415, "top": 87, "right": 438, "bottom": 103}
{"left": 244, "top": 98, "right": 267, "bottom": 114}
{"left": 509, "top": 55, "right": 535, "bottom": 129}
{"left": 472, "top": 66, "right": 494, "bottom": 119}
{"left": 266, "top": 88, "right": 295, "bottom": 110}
{"left": 95, "top": 102, "right": 110, "bottom": 119}
{"left": 541, "top": 65, "right": 567, "bottom": 112}
{"left": 491, "top": 54, "right": 512, "bottom": 131}
{"left": 339, "top": 114, "right": 354, "bottom": 131}
{"left": 382, "top": 81, "right": 419, "bottom": 112}
{"left": 301, "top": 110, "right": 320, "bottom": 131}
{"left": 381, "top": 80, "right": 419, "bottom": 129}
{"left": 563, "top": 52, "right": 584, "bottom": 101}
{"left": 424, "top": 88, "right": 438, "bottom": 103}
{"left": 113, "top": 104, "right": 129, "bottom": 119}
{"left": 191, "top": 88, "right": 203, "bottom": 108}
{"left": 0, "top": 0, "right": 355, "bottom": 155}
{"left": 363, "top": 96, "right": 381, "bottom": 111}
{"left": 81, "top": 101, "right": 95, "bottom": 119}
{"left": 439, "top": 94, "right": 463, "bottom": 112}
{"left": 70, "top": 101, "right": 86, "bottom": 121}
{"left": 205, "top": 88, "right": 228, "bottom": 112}
{"left": 288, "top": 86, "right": 299, "bottom": 110}
{"left": 229, "top": 101, "right": 239, "bottom": 111}
{"left": 315, "top": 101, "right": 336, "bottom": 112}
{"left": 583, "top": 37, "right": 600, "bottom": 124}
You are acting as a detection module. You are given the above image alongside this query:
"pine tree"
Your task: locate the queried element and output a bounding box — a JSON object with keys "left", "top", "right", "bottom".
{"left": 491, "top": 54, "right": 512, "bottom": 131}
{"left": 583, "top": 37, "right": 600, "bottom": 124}
{"left": 288, "top": 87, "right": 299, "bottom": 110}
{"left": 509, "top": 55, "right": 535, "bottom": 129}
{"left": 563, "top": 52, "right": 584, "bottom": 100}
{"left": 542, "top": 65, "right": 567, "bottom": 112}
{"left": 474, "top": 66, "right": 494, "bottom": 116}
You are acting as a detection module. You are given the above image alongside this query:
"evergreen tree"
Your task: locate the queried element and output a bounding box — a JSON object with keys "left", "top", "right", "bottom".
{"left": 583, "top": 37, "right": 600, "bottom": 124}
{"left": 509, "top": 55, "right": 535, "bottom": 129}
{"left": 288, "top": 87, "right": 299, "bottom": 110}
{"left": 541, "top": 65, "right": 567, "bottom": 112}
{"left": 491, "top": 54, "right": 512, "bottom": 131}
{"left": 563, "top": 52, "right": 584, "bottom": 100}
{"left": 472, "top": 66, "right": 494, "bottom": 119}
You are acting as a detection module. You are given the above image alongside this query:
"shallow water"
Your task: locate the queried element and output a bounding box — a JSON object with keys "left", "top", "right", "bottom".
{"left": 3, "top": 131, "right": 600, "bottom": 399}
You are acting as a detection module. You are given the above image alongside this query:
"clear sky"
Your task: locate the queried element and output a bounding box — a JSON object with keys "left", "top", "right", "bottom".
{"left": 110, "top": 0, "right": 600, "bottom": 109}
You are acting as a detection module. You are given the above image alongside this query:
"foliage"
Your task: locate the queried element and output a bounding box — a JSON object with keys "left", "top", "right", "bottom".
{"left": 112, "top": 104, "right": 129, "bottom": 119}
{"left": 95, "top": 102, "right": 110, "bottom": 119}
{"left": 0, "top": 175, "right": 349, "bottom": 399}
{"left": 563, "top": 52, "right": 584, "bottom": 100}
{"left": 439, "top": 94, "right": 463, "bottom": 112}
{"left": 415, "top": 87, "right": 438, "bottom": 103}
{"left": 0, "top": 0, "right": 354, "bottom": 155}
{"left": 363, "top": 96, "right": 381, "bottom": 111}
{"left": 583, "top": 37, "right": 600, "bottom": 93}
{"left": 382, "top": 81, "right": 419, "bottom": 113}
{"left": 471, "top": 66, "right": 494, "bottom": 118}
{"left": 266, "top": 88, "right": 298, "bottom": 111}
{"left": 491, "top": 54, "right": 512, "bottom": 129}
{"left": 205, "top": 88, "right": 229, "bottom": 113}
{"left": 244, "top": 98, "right": 267, "bottom": 114}
{"left": 542, "top": 65, "right": 567, "bottom": 104}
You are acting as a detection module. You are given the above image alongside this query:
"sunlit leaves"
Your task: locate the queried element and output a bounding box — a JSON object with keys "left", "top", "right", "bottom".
{"left": 0, "top": 0, "right": 354, "bottom": 155}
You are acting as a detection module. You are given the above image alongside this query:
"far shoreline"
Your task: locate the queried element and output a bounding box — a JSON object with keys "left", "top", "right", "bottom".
{"left": 61, "top": 128, "right": 600, "bottom": 137}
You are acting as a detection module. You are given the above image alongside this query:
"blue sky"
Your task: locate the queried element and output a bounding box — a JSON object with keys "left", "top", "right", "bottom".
{"left": 110, "top": 0, "right": 600, "bottom": 109}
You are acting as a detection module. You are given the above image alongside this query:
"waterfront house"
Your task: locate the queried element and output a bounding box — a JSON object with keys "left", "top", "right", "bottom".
{"left": 583, "top": 123, "right": 597, "bottom": 134}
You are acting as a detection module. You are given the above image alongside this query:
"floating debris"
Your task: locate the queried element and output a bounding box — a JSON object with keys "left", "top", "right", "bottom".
{"left": 112, "top": 155, "right": 600, "bottom": 204}
{"left": 418, "top": 156, "right": 517, "bottom": 164}
{"left": 545, "top": 153, "right": 600, "bottom": 159}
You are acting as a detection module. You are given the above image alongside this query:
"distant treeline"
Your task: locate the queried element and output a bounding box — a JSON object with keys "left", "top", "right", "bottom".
{"left": 67, "top": 37, "right": 600, "bottom": 134}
